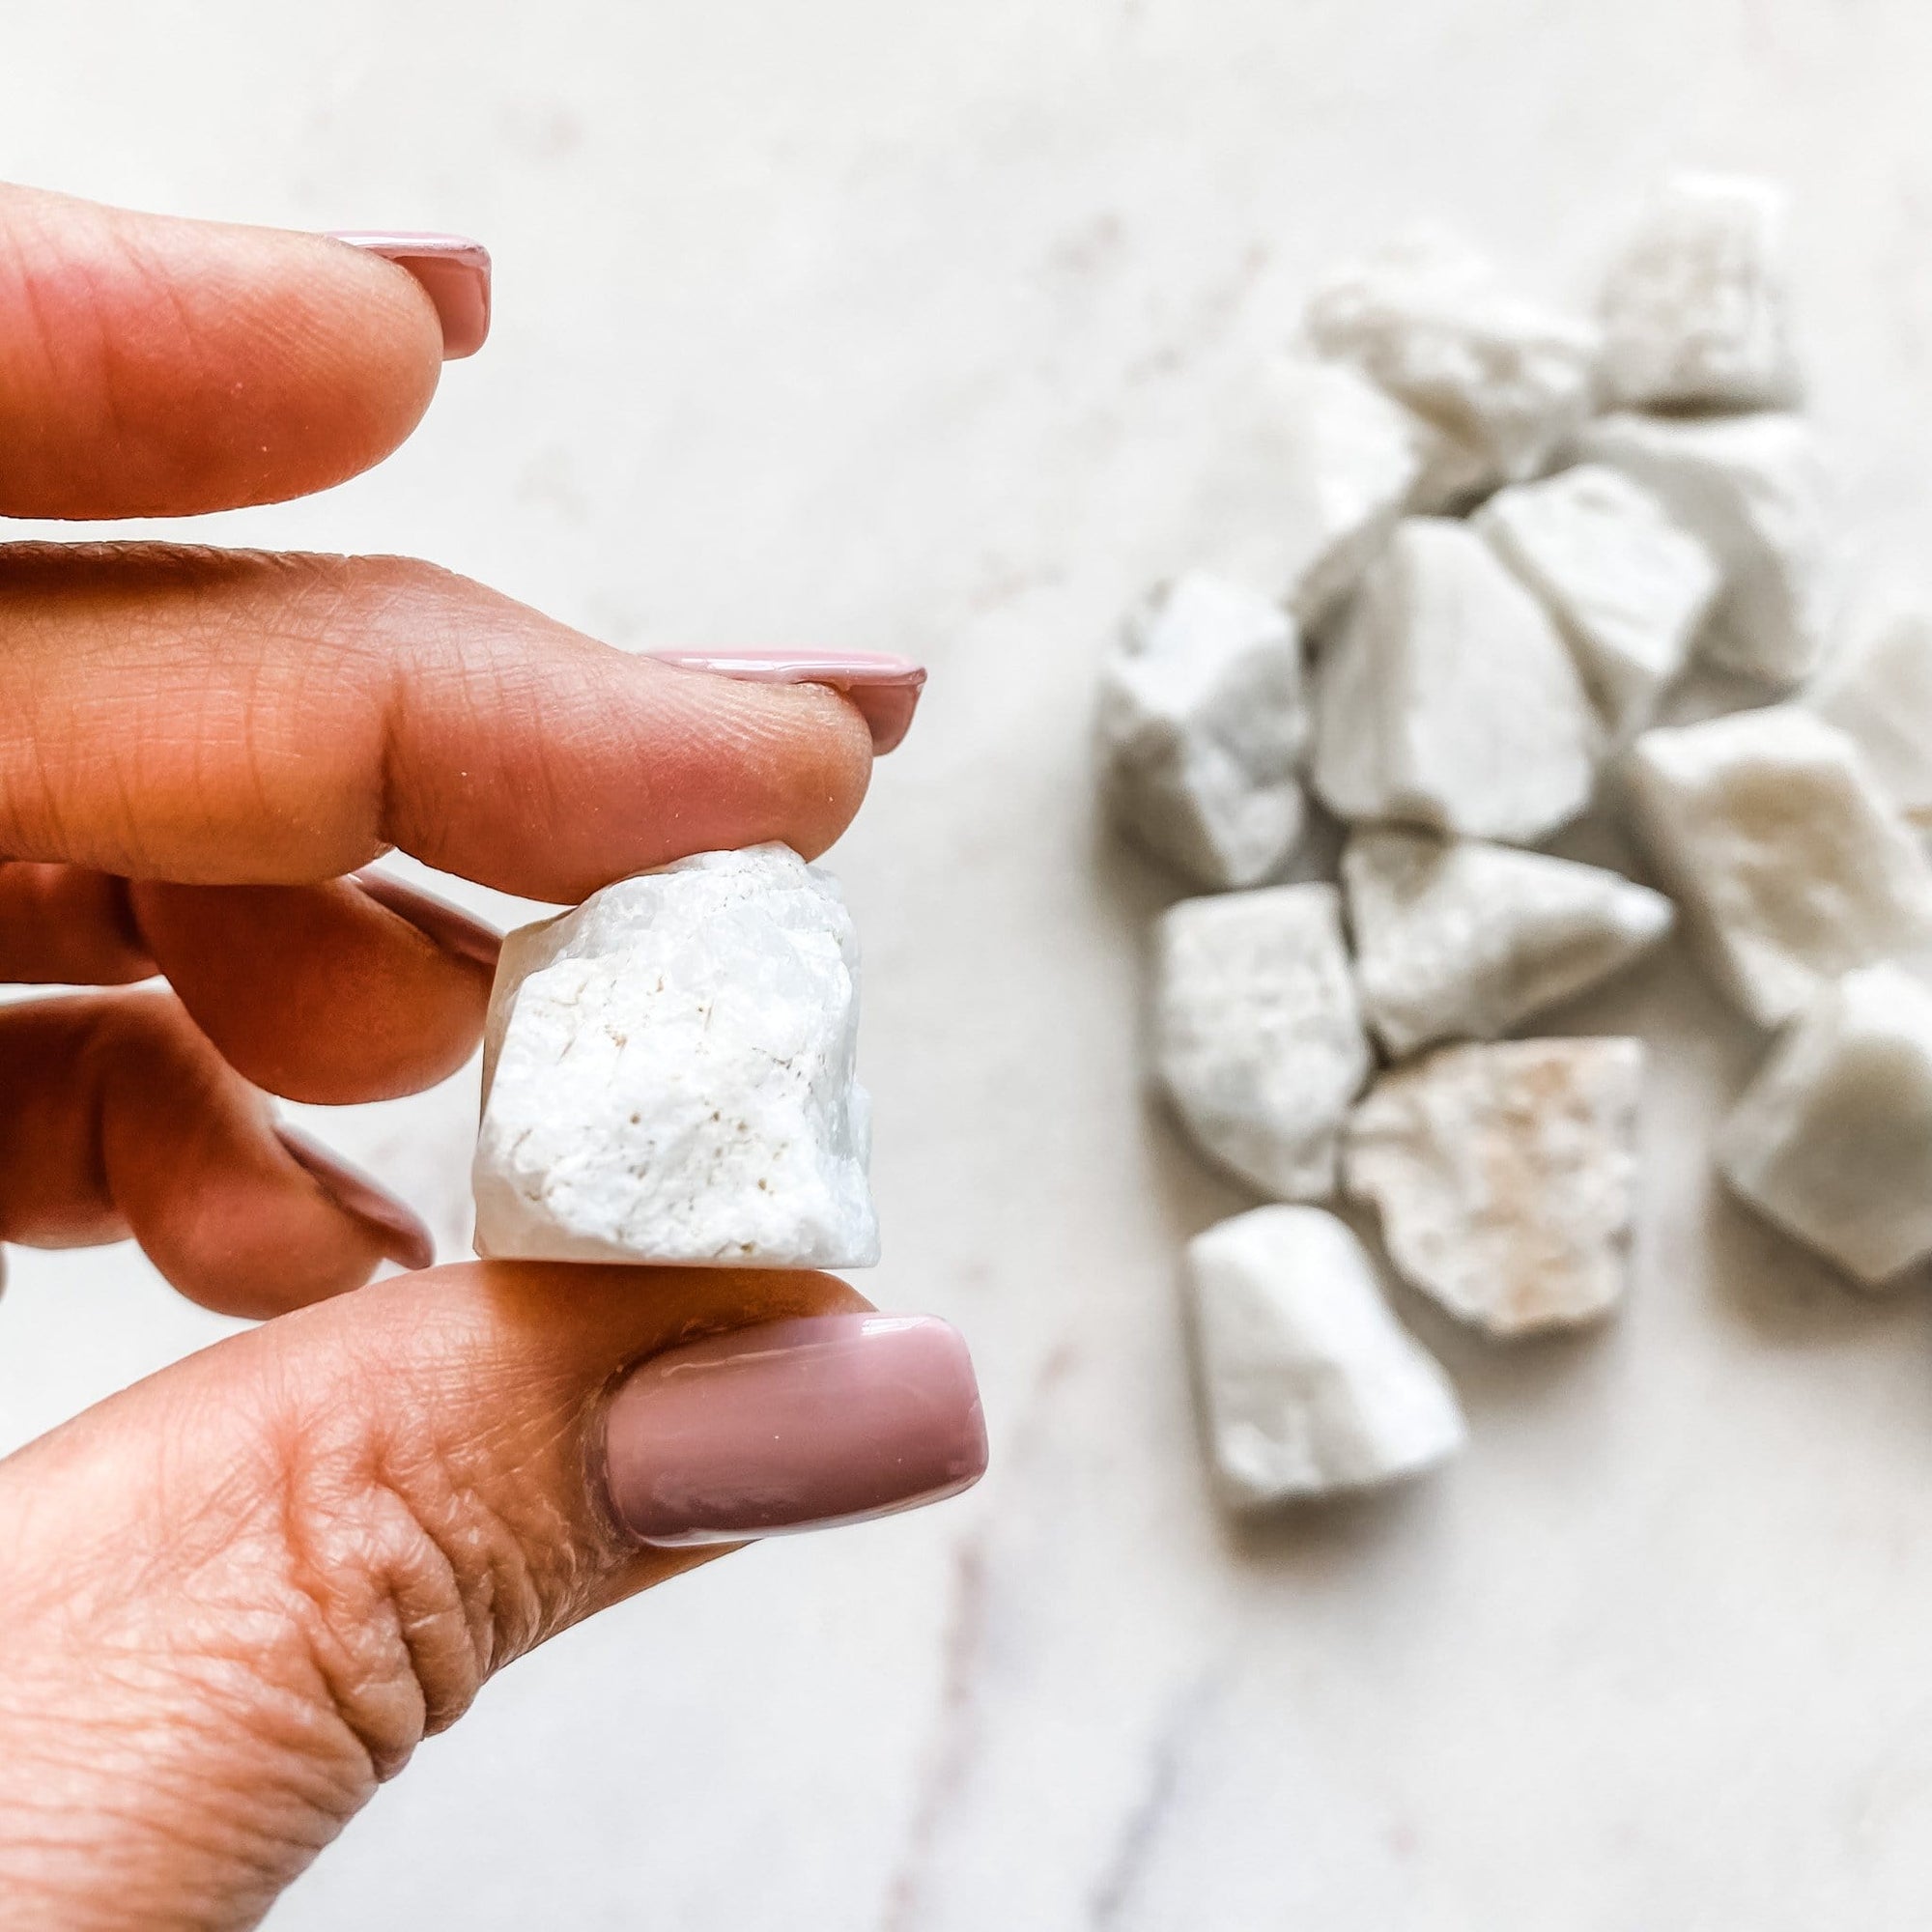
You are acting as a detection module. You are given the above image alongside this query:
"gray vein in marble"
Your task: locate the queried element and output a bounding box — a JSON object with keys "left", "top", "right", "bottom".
{"left": 878, "top": 1341, "right": 1080, "bottom": 1932}
{"left": 1088, "top": 1672, "right": 1220, "bottom": 1929}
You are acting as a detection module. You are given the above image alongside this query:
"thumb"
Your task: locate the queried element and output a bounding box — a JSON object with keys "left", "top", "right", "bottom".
{"left": 0, "top": 1264, "right": 985, "bottom": 1930}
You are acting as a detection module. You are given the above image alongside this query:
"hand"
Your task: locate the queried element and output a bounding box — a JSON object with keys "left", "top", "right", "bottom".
{"left": 0, "top": 185, "right": 985, "bottom": 1930}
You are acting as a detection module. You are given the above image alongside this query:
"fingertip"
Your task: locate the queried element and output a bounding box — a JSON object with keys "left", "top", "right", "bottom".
{"left": 632, "top": 665, "right": 878, "bottom": 866}
{"left": 275, "top": 1126, "right": 436, "bottom": 1275}
{"left": 327, "top": 233, "right": 492, "bottom": 359}
{"left": 742, "top": 678, "right": 878, "bottom": 862}
{"left": 0, "top": 185, "right": 449, "bottom": 517}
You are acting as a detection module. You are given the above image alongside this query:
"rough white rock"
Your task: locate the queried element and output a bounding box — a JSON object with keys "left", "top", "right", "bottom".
{"left": 1182, "top": 356, "right": 1428, "bottom": 622}
{"left": 1309, "top": 517, "right": 1602, "bottom": 844}
{"left": 1303, "top": 227, "right": 1600, "bottom": 499}
{"left": 1573, "top": 410, "right": 1830, "bottom": 688}
{"left": 1095, "top": 572, "right": 1307, "bottom": 889}
{"left": 1152, "top": 884, "right": 1370, "bottom": 1200}
{"left": 1475, "top": 463, "right": 1720, "bottom": 733}
{"left": 1718, "top": 964, "right": 1932, "bottom": 1287}
{"left": 1185, "top": 1205, "right": 1466, "bottom": 1504}
{"left": 1345, "top": 1037, "right": 1644, "bottom": 1335}
{"left": 1622, "top": 708, "right": 1932, "bottom": 1029}
{"left": 1599, "top": 173, "right": 1802, "bottom": 412}
{"left": 472, "top": 844, "right": 878, "bottom": 1267}
{"left": 1805, "top": 599, "right": 1932, "bottom": 827}
{"left": 1343, "top": 829, "right": 1674, "bottom": 1058}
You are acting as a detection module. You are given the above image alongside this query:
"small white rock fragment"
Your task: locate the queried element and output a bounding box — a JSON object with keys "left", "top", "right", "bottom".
{"left": 472, "top": 843, "right": 878, "bottom": 1267}
{"left": 1343, "top": 828, "right": 1674, "bottom": 1058}
{"left": 1189, "top": 356, "right": 1429, "bottom": 622}
{"left": 1186, "top": 1205, "right": 1466, "bottom": 1504}
{"left": 1718, "top": 964, "right": 1932, "bottom": 1287}
{"left": 1152, "top": 884, "right": 1371, "bottom": 1200}
{"left": 1622, "top": 708, "right": 1932, "bottom": 1029}
{"left": 1805, "top": 599, "right": 1932, "bottom": 827}
{"left": 1310, "top": 518, "right": 1602, "bottom": 844}
{"left": 1475, "top": 464, "right": 1721, "bottom": 733}
{"left": 1303, "top": 227, "right": 1601, "bottom": 497}
{"left": 1599, "top": 173, "right": 1802, "bottom": 412}
{"left": 1095, "top": 572, "right": 1307, "bottom": 889}
{"left": 1345, "top": 1038, "right": 1644, "bottom": 1335}
{"left": 1573, "top": 410, "right": 1830, "bottom": 688}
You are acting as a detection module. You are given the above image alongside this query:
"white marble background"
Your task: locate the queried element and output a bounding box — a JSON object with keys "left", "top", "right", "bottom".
{"left": 6, "top": 3, "right": 1932, "bottom": 1925}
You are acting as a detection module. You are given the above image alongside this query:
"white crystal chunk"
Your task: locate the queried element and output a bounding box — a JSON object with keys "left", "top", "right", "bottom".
{"left": 1622, "top": 708, "right": 1932, "bottom": 1029}
{"left": 1475, "top": 463, "right": 1720, "bottom": 733}
{"left": 1310, "top": 518, "right": 1601, "bottom": 844}
{"left": 1346, "top": 1037, "right": 1644, "bottom": 1335}
{"left": 1718, "top": 964, "right": 1932, "bottom": 1287}
{"left": 1573, "top": 411, "right": 1830, "bottom": 688}
{"left": 1343, "top": 828, "right": 1674, "bottom": 1059}
{"left": 1096, "top": 571, "right": 1306, "bottom": 889}
{"left": 1186, "top": 1205, "right": 1466, "bottom": 1504}
{"left": 1805, "top": 600, "right": 1932, "bottom": 827}
{"left": 473, "top": 843, "right": 879, "bottom": 1267}
{"left": 1151, "top": 883, "right": 1370, "bottom": 1200}
{"left": 1303, "top": 227, "right": 1600, "bottom": 499}
{"left": 1192, "top": 355, "right": 1429, "bottom": 621}
{"left": 1599, "top": 173, "right": 1802, "bottom": 412}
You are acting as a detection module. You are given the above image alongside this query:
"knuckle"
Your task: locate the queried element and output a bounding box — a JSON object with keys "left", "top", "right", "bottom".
{"left": 260, "top": 1372, "right": 583, "bottom": 1777}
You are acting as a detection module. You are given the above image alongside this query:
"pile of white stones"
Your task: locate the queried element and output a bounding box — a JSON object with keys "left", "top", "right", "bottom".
{"left": 1098, "top": 175, "right": 1932, "bottom": 1512}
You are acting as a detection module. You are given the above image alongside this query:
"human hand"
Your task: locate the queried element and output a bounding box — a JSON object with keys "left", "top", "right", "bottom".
{"left": 0, "top": 185, "right": 985, "bottom": 1930}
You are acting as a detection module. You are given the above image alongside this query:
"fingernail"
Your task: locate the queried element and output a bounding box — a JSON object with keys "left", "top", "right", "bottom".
{"left": 604, "top": 1313, "right": 987, "bottom": 1547}
{"left": 327, "top": 231, "right": 492, "bottom": 358}
{"left": 646, "top": 651, "right": 927, "bottom": 755}
{"left": 352, "top": 869, "right": 502, "bottom": 972}
{"left": 275, "top": 1125, "right": 437, "bottom": 1271}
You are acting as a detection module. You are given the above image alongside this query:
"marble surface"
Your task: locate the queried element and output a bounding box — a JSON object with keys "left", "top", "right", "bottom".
{"left": 9, "top": 3, "right": 1932, "bottom": 1925}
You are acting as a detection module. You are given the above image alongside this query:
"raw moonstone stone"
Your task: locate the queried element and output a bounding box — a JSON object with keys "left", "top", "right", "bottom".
{"left": 1475, "top": 463, "right": 1721, "bottom": 734}
{"left": 1303, "top": 227, "right": 1601, "bottom": 501}
{"left": 1185, "top": 1205, "right": 1466, "bottom": 1505}
{"left": 1573, "top": 410, "right": 1830, "bottom": 689}
{"left": 1804, "top": 599, "right": 1932, "bottom": 828}
{"left": 1622, "top": 708, "right": 1932, "bottom": 1030}
{"left": 1718, "top": 964, "right": 1932, "bottom": 1287}
{"left": 1310, "top": 518, "right": 1602, "bottom": 845}
{"left": 1342, "top": 828, "right": 1675, "bottom": 1059}
{"left": 472, "top": 844, "right": 879, "bottom": 1267}
{"left": 1598, "top": 173, "right": 1802, "bottom": 412}
{"left": 1182, "top": 357, "right": 1428, "bottom": 624}
{"left": 1345, "top": 1037, "right": 1645, "bottom": 1335}
{"left": 1096, "top": 571, "right": 1307, "bottom": 889}
{"left": 1151, "top": 883, "right": 1371, "bottom": 1200}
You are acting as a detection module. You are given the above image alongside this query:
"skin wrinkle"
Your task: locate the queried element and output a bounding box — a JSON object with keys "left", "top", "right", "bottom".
{"left": 0, "top": 1600, "right": 356, "bottom": 1898}
{"left": 263, "top": 1333, "right": 594, "bottom": 1777}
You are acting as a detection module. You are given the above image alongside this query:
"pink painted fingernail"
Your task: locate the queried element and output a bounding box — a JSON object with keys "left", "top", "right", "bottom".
{"left": 327, "top": 231, "right": 492, "bottom": 358}
{"left": 646, "top": 651, "right": 927, "bottom": 754}
{"left": 352, "top": 868, "right": 502, "bottom": 972}
{"left": 275, "top": 1125, "right": 436, "bottom": 1272}
{"left": 604, "top": 1313, "right": 987, "bottom": 1547}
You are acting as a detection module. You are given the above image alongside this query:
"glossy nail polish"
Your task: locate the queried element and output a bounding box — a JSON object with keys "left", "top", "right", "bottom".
{"left": 352, "top": 869, "right": 502, "bottom": 972}
{"left": 646, "top": 651, "right": 927, "bottom": 754}
{"left": 275, "top": 1125, "right": 437, "bottom": 1271}
{"left": 328, "top": 231, "right": 493, "bottom": 358}
{"left": 604, "top": 1313, "right": 987, "bottom": 1547}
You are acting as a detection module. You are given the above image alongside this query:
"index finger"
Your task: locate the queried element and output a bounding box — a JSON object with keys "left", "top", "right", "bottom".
{"left": 0, "top": 184, "right": 458, "bottom": 518}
